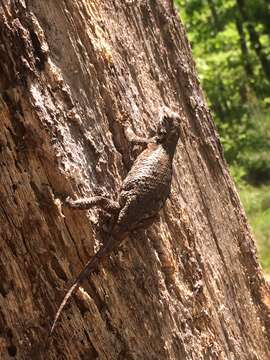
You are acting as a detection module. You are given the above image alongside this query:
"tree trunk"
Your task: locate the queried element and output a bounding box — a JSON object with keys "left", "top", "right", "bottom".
{"left": 234, "top": 13, "right": 253, "bottom": 102}
{"left": 235, "top": 13, "right": 253, "bottom": 78}
{"left": 0, "top": 1, "right": 270, "bottom": 359}
{"left": 236, "top": 0, "right": 270, "bottom": 80}
{"left": 206, "top": 0, "right": 220, "bottom": 32}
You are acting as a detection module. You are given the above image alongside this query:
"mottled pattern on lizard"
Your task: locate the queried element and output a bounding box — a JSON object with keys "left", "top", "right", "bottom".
{"left": 50, "top": 107, "right": 181, "bottom": 335}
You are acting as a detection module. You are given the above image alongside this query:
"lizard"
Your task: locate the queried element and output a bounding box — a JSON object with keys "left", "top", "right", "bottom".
{"left": 50, "top": 106, "right": 181, "bottom": 335}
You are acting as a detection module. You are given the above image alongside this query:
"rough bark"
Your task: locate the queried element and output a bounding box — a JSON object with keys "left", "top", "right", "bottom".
{"left": 0, "top": 1, "right": 270, "bottom": 359}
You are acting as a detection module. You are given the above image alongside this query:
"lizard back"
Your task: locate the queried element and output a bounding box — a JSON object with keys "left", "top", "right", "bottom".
{"left": 117, "top": 143, "right": 174, "bottom": 231}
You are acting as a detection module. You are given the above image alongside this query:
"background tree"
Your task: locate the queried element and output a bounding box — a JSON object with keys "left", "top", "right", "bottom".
{"left": 175, "top": 0, "right": 270, "bottom": 275}
{"left": 176, "top": 0, "right": 270, "bottom": 163}
{"left": 0, "top": 1, "right": 270, "bottom": 359}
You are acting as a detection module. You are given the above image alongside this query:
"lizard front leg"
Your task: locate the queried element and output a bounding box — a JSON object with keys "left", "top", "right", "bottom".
{"left": 124, "top": 125, "right": 156, "bottom": 146}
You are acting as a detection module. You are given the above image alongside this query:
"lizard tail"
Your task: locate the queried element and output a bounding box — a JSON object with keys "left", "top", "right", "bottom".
{"left": 49, "top": 235, "right": 123, "bottom": 336}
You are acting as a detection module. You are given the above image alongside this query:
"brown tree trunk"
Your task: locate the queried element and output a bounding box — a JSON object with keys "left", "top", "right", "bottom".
{"left": 206, "top": 0, "right": 220, "bottom": 32}
{"left": 235, "top": 13, "right": 253, "bottom": 102}
{"left": 0, "top": 1, "right": 270, "bottom": 359}
{"left": 236, "top": 0, "right": 270, "bottom": 80}
{"left": 235, "top": 14, "right": 253, "bottom": 78}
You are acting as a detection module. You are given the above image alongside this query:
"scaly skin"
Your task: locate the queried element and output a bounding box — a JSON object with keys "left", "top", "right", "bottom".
{"left": 50, "top": 107, "right": 180, "bottom": 335}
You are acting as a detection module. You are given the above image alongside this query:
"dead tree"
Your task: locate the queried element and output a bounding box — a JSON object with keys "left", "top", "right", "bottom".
{"left": 0, "top": 1, "right": 269, "bottom": 359}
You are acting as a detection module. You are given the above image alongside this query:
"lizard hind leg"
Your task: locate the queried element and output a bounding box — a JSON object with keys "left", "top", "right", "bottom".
{"left": 64, "top": 196, "right": 120, "bottom": 215}
{"left": 64, "top": 196, "right": 120, "bottom": 234}
{"left": 96, "top": 209, "right": 116, "bottom": 234}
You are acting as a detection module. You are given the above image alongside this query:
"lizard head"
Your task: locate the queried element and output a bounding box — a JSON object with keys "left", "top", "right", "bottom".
{"left": 156, "top": 106, "right": 180, "bottom": 152}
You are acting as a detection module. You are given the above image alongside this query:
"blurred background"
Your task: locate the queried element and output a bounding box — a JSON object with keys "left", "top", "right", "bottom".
{"left": 175, "top": 0, "right": 270, "bottom": 277}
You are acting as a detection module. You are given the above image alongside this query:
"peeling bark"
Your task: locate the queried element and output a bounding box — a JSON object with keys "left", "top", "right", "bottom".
{"left": 0, "top": 1, "right": 270, "bottom": 359}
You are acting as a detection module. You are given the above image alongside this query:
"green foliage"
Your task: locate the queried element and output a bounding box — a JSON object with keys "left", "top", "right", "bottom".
{"left": 174, "top": 1, "right": 270, "bottom": 274}
{"left": 229, "top": 110, "right": 270, "bottom": 184}
{"left": 175, "top": 0, "right": 270, "bottom": 184}
{"left": 239, "top": 184, "right": 270, "bottom": 275}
